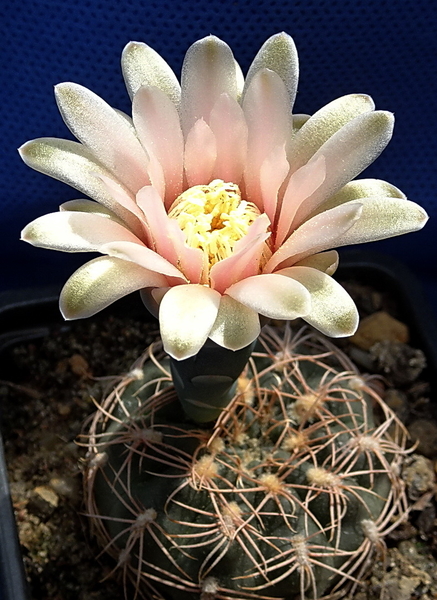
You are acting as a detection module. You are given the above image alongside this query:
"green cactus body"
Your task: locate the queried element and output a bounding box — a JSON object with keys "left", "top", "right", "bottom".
{"left": 84, "top": 325, "right": 408, "bottom": 599}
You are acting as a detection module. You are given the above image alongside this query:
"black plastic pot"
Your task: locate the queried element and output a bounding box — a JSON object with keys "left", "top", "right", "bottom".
{"left": 0, "top": 251, "right": 436, "bottom": 600}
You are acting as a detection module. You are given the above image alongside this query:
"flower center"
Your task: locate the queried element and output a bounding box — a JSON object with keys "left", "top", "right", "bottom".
{"left": 168, "top": 180, "right": 261, "bottom": 267}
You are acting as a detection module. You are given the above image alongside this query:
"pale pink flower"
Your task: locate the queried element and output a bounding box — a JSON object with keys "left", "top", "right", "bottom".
{"left": 21, "top": 34, "right": 428, "bottom": 359}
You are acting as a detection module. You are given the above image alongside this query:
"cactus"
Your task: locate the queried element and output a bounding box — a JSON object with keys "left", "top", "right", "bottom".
{"left": 83, "top": 323, "right": 408, "bottom": 600}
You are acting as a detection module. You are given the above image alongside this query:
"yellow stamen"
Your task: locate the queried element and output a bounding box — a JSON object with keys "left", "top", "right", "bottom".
{"left": 168, "top": 179, "right": 262, "bottom": 267}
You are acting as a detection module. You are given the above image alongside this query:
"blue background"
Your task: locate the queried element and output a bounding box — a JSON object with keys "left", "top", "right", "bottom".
{"left": 2, "top": 0, "right": 436, "bottom": 309}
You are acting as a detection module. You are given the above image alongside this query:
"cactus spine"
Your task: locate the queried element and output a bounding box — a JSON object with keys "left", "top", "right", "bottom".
{"left": 84, "top": 324, "right": 408, "bottom": 599}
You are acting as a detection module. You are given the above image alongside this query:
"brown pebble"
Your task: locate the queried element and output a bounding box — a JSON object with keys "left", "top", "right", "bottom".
{"left": 351, "top": 311, "right": 409, "bottom": 350}
{"left": 69, "top": 353, "right": 91, "bottom": 377}
{"left": 33, "top": 485, "right": 59, "bottom": 508}
{"left": 49, "top": 476, "right": 78, "bottom": 501}
{"left": 57, "top": 403, "right": 71, "bottom": 417}
{"left": 403, "top": 454, "right": 436, "bottom": 501}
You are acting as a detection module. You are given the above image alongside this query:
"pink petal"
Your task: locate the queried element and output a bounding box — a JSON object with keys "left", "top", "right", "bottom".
{"left": 184, "top": 119, "right": 217, "bottom": 187}
{"left": 260, "top": 142, "right": 290, "bottom": 224}
{"left": 274, "top": 155, "right": 326, "bottom": 248}
{"left": 132, "top": 86, "right": 184, "bottom": 207}
{"left": 97, "top": 173, "right": 145, "bottom": 217}
{"left": 209, "top": 93, "right": 248, "bottom": 184}
{"left": 55, "top": 83, "right": 151, "bottom": 194}
{"left": 242, "top": 68, "right": 291, "bottom": 210}
{"left": 225, "top": 273, "right": 311, "bottom": 320}
{"left": 136, "top": 186, "right": 204, "bottom": 283}
{"left": 181, "top": 36, "right": 238, "bottom": 135}
{"left": 99, "top": 241, "right": 187, "bottom": 281}
{"left": 265, "top": 202, "right": 363, "bottom": 273}
{"left": 98, "top": 173, "right": 152, "bottom": 243}
{"left": 210, "top": 213, "right": 271, "bottom": 294}
{"left": 145, "top": 152, "right": 166, "bottom": 201}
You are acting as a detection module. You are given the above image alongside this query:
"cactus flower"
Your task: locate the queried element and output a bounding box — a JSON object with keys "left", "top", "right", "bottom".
{"left": 20, "top": 33, "right": 428, "bottom": 359}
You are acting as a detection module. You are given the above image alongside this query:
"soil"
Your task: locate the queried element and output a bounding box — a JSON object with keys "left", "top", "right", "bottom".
{"left": 1, "top": 280, "right": 437, "bottom": 600}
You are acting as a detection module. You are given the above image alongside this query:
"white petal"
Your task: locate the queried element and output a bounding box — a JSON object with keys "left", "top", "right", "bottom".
{"left": 209, "top": 295, "right": 260, "bottom": 351}
{"left": 265, "top": 202, "right": 363, "bottom": 273}
{"left": 292, "top": 114, "right": 311, "bottom": 131}
{"left": 59, "top": 199, "right": 122, "bottom": 221}
{"left": 234, "top": 60, "right": 245, "bottom": 99}
{"left": 21, "top": 211, "right": 141, "bottom": 252}
{"left": 181, "top": 35, "right": 238, "bottom": 135}
{"left": 244, "top": 32, "right": 299, "bottom": 111}
{"left": 331, "top": 197, "right": 429, "bottom": 246}
{"left": 159, "top": 285, "right": 221, "bottom": 360}
{"left": 225, "top": 274, "right": 311, "bottom": 320}
{"left": 295, "top": 250, "right": 339, "bottom": 275}
{"left": 114, "top": 109, "right": 134, "bottom": 127}
{"left": 60, "top": 256, "right": 167, "bottom": 319}
{"left": 18, "top": 138, "right": 143, "bottom": 235}
{"left": 279, "top": 266, "right": 359, "bottom": 337}
{"left": 55, "top": 83, "right": 150, "bottom": 193}
{"left": 293, "top": 111, "right": 395, "bottom": 225}
{"left": 121, "top": 41, "right": 181, "bottom": 105}
{"left": 287, "top": 94, "right": 375, "bottom": 173}
{"left": 311, "top": 178, "right": 406, "bottom": 215}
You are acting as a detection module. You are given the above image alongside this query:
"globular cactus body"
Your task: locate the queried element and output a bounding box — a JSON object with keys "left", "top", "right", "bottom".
{"left": 85, "top": 325, "right": 408, "bottom": 600}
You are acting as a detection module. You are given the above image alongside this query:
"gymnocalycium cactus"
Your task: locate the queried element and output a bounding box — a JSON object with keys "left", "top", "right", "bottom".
{"left": 84, "top": 324, "right": 409, "bottom": 599}
{"left": 20, "top": 32, "right": 427, "bottom": 599}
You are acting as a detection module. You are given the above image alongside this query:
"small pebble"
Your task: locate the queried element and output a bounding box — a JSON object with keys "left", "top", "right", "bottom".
{"left": 69, "top": 354, "right": 91, "bottom": 377}
{"left": 57, "top": 403, "right": 71, "bottom": 417}
{"left": 402, "top": 454, "right": 436, "bottom": 499}
{"left": 50, "top": 476, "right": 78, "bottom": 501}
{"left": 33, "top": 485, "right": 59, "bottom": 507}
{"left": 28, "top": 485, "right": 59, "bottom": 519}
{"left": 351, "top": 311, "right": 409, "bottom": 350}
